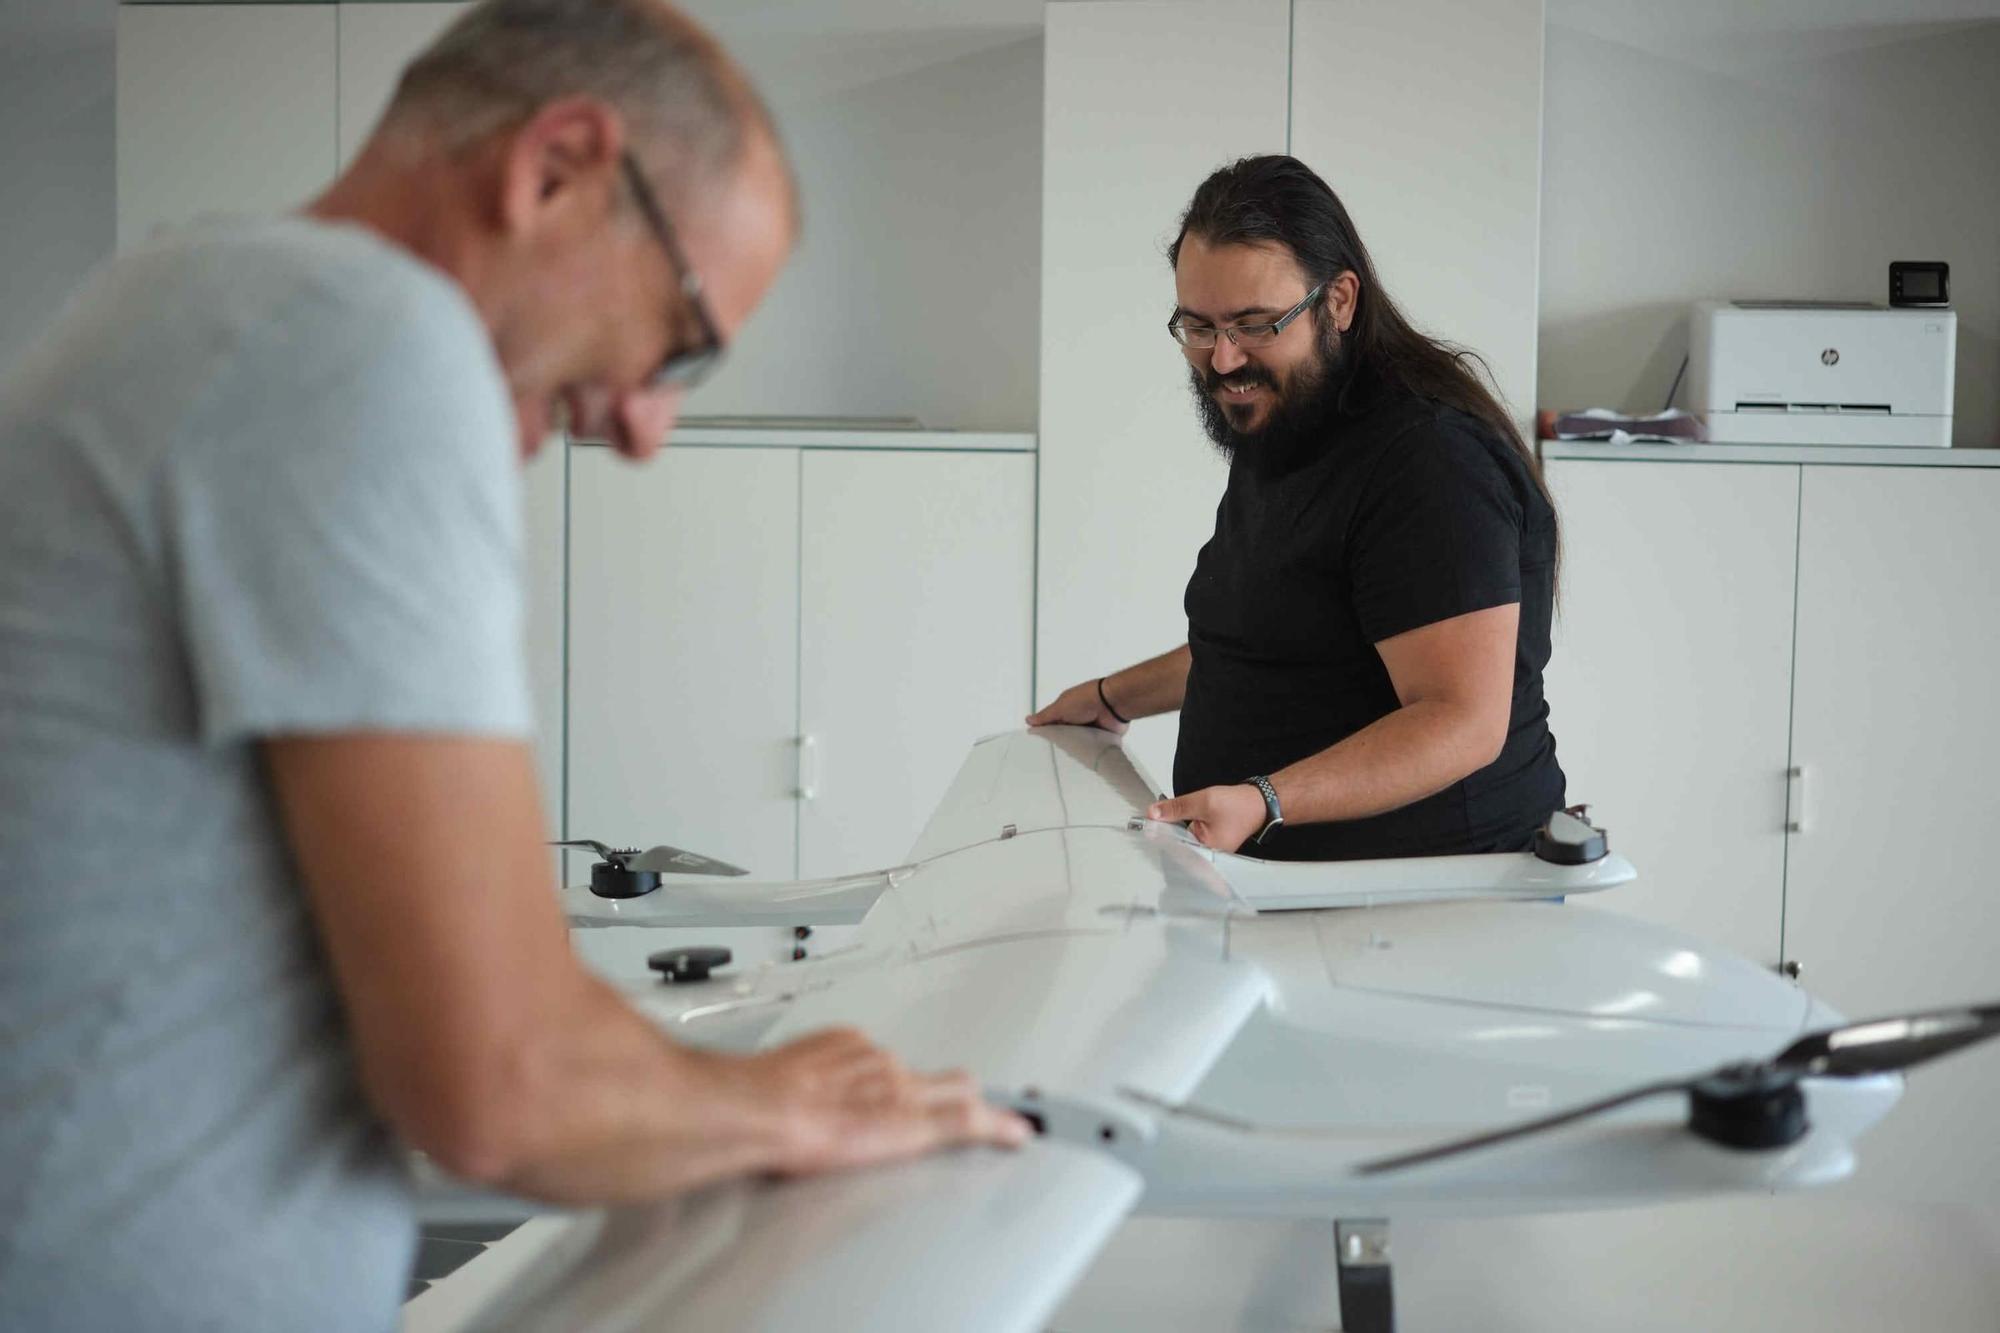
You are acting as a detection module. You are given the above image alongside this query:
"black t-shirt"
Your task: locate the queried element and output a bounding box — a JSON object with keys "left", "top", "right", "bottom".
{"left": 1174, "top": 387, "right": 1564, "bottom": 860}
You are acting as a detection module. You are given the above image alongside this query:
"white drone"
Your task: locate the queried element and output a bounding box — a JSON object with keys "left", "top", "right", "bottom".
{"left": 409, "top": 726, "right": 1998, "bottom": 1333}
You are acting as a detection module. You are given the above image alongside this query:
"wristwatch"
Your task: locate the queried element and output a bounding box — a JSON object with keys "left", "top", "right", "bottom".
{"left": 1247, "top": 775, "right": 1284, "bottom": 844}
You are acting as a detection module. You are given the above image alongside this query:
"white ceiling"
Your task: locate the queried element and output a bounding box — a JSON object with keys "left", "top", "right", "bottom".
{"left": 1545, "top": 0, "right": 2000, "bottom": 66}
{"left": 10, "top": 1, "right": 2000, "bottom": 77}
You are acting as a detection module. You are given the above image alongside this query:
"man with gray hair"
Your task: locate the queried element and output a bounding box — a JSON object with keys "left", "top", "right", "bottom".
{"left": 0, "top": 3, "right": 1023, "bottom": 1328}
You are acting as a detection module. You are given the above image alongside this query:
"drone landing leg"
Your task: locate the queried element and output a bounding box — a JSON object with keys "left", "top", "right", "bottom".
{"left": 1334, "top": 1219, "right": 1394, "bottom": 1333}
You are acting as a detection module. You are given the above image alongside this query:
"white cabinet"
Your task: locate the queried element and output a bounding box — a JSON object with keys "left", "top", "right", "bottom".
{"left": 1543, "top": 460, "right": 1798, "bottom": 964}
{"left": 1544, "top": 448, "right": 2000, "bottom": 1211}
{"left": 566, "top": 446, "right": 802, "bottom": 882}
{"left": 1784, "top": 465, "right": 2000, "bottom": 1208}
{"left": 116, "top": 4, "right": 338, "bottom": 250}
{"left": 565, "top": 442, "right": 1037, "bottom": 973}
{"left": 799, "top": 451, "right": 1036, "bottom": 878}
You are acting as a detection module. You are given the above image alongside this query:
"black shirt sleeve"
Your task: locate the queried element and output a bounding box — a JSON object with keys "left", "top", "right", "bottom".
{"left": 1346, "top": 417, "right": 1525, "bottom": 645}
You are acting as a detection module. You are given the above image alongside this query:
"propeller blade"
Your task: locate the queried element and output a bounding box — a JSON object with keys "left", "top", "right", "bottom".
{"left": 1351, "top": 1077, "right": 1694, "bottom": 1176}
{"left": 626, "top": 844, "right": 749, "bottom": 877}
{"left": 1772, "top": 1002, "right": 2000, "bottom": 1078}
{"left": 550, "top": 838, "right": 625, "bottom": 862}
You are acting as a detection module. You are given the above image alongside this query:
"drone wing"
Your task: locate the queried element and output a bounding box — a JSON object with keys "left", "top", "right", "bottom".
{"left": 408, "top": 1139, "right": 1139, "bottom": 1333}
{"left": 562, "top": 866, "right": 904, "bottom": 928}
{"left": 420, "top": 728, "right": 1267, "bottom": 1332}
{"left": 560, "top": 725, "right": 1168, "bottom": 929}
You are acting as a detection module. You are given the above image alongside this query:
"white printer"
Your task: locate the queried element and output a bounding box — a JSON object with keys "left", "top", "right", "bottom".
{"left": 1688, "top": 300, "right": 1956, "bottom": 447}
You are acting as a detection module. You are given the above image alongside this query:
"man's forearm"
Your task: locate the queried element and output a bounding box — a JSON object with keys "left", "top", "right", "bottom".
{"left": 274, "top": 734, "right": 1019, "bottom": 1211}
{"left": 1102, "top": 645, "right": 1192, "bottom": 720}
{"left": 1269, "top": 699, "right": 1503, "bottom": 827}
{"left": 475, "top": 974, "right": 789, "bottom": 1205}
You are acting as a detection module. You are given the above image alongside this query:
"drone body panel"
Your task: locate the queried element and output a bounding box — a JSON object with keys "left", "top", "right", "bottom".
{"left": 456, "top": 728, "right": 1928, "bottom": 1331}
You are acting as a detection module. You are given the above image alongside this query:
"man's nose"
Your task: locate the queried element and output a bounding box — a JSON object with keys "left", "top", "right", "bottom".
{"left": 1209, "top": 334, "right": 1248, "bottom": 376}
{"left": 615, "top": 387, "right": 684, "bottom": 461}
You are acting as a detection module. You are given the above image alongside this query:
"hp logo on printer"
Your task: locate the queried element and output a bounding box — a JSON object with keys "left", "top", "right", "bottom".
{"left": 1821, "top": 348, "right": 1840, "bottom": 366}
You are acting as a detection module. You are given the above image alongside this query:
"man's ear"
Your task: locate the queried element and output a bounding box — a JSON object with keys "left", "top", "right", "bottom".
{"left": 495, "top": 97, "right": 628, "bottom": 241}
{"left": 1330, "top": 269, "right": 1361, "bottom": 334}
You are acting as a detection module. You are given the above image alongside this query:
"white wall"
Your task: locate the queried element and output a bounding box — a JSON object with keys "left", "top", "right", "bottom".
{"left": 0, "top": 10, "right": 115, "bottom": 381}
{"left": 1037, "top": 0, "right": 1291, "bottom": 789}
{"left": 1293, "top": 0, "right": 1544, "bottom": 435}
{"left": 689, "top": 33, "right": 1044, "bottom": 432}
{"left": 1538, "top": 19, "right": 2000, "bottom": 448}
{"left": 2, "top": 5, "right": 1041, "bottom": 434}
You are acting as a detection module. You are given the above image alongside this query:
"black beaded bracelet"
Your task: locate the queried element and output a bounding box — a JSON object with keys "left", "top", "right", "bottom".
{"left": 1096, "top": 676, "right": 1130, "bottom": 725}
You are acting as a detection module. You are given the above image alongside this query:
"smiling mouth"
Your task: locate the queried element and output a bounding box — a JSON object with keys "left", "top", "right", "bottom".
{"left": 1218, "top": 381, "right": 1267, "bottom": 400}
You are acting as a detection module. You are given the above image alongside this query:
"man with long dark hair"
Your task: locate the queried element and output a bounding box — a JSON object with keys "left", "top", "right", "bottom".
{"left": 1031, "top": 155, "right": 1564, "bottom": 860}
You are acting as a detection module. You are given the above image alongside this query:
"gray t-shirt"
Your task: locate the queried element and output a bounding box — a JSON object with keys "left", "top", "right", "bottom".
{"left": 0, "top": 216, "right": 530, "bottom": 1331}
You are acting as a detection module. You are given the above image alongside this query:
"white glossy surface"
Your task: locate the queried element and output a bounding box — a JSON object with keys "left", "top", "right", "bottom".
{"left": 1214, "top": 845, "right": 1635, "bottom": 909}
{"left": 409, "top": 1144, "right": 1141, "bottom": 1333}
{"left": 1307, "top": 900, "right": 1804, "bottom": 1029}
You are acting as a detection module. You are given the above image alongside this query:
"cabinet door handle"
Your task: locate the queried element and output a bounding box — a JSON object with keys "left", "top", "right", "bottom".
{"left": 1785, "top": 764, "right": 1807, "bottom": 834}
{"left": 796, "top": 734, "right": 819, "bottom": 801}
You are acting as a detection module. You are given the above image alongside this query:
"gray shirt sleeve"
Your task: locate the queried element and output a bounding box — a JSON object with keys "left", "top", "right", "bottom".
{"left": 162, "top": 276, "right": 531, "bottom": 745}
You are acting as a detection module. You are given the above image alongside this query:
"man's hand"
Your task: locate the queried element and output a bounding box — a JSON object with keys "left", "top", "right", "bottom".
{"left": 743, "top": 1029, "right": 1030, "bottom": 1176}
{"left": 1147, "top": 783, "right": 1267, "bottom": 853}
{"left": 265, "top": 734, "right": 1026, "bottom": 1206}
{"left": 1026, "top": 678, "right": 1129, "bottom": 734}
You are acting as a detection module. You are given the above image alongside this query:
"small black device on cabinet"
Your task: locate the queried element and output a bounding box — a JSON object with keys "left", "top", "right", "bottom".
{"left": 1889, "top": 261, "right": 1949, "bottom": 307}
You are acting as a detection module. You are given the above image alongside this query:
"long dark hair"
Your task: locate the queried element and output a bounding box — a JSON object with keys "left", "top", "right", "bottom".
{"left": 1168, "top": 155, "right": 1558, "bottom": 556}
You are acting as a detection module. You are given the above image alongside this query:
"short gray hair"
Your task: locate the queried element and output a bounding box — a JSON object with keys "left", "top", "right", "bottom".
{"left": 385, "top": 0, "right": 781, "bottom": 202}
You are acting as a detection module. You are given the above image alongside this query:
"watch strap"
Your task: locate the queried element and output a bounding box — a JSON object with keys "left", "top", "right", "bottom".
{"left": 1248, "top": 774, "right": 1283, "bottom": 843}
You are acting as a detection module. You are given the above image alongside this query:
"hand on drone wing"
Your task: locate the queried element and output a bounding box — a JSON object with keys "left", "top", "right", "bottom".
{"left": 1026, "top": 678, "right": 1129, "bottom": 734}
{"left": 750, "top": 1028, "right": 1030, "bottom": 1176}
{"left": 1148, "top": 783, "right": 1267, "bottom": 854}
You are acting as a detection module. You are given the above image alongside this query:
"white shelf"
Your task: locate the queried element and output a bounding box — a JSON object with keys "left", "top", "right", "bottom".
{"left": 592, "top": 428, "right": 1035, "bottom": 452}
{"left": 1541, "top": 440, "right": 2000, "bottom": 467}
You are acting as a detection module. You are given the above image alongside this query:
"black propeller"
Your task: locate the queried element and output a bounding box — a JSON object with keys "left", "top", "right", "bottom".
{"left": 551, "top": 838, "right": 748, "bottom": 900}
{"left": 1354, "top": 1001, "right": 2000, "bottom": 1176}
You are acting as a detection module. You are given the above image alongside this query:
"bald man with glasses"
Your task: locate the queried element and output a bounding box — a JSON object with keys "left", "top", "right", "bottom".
{"left": 0, "top": 4, "right": 1021, "bottom": 1329}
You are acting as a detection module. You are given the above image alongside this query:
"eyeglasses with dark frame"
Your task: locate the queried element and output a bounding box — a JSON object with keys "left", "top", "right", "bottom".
{"left": 1167, "top": 282, "right": 1327, "bottom": 350}
{"left": 618, "top": 151, "right": 727, "bottom": 391}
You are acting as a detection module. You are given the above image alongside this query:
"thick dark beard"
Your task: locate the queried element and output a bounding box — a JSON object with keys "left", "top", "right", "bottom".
{"left": 1189, "top": 322, "right": 1349, "bottom": 479}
